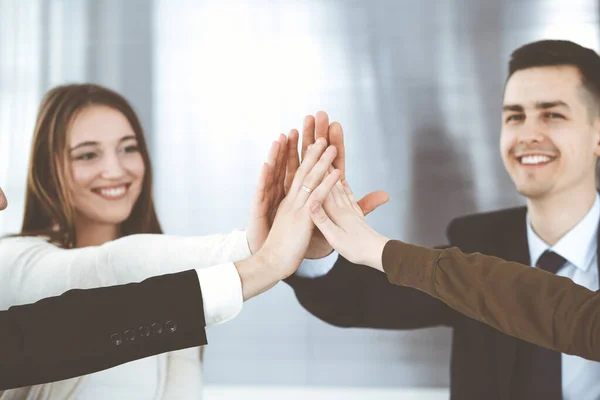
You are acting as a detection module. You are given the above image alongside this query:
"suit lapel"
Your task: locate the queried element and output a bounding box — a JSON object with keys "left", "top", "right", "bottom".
{"left": 494, "top": 208, "right": 530, "bottom": 399}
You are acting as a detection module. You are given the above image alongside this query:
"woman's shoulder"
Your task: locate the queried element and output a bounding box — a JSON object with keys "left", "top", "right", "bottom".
{"left": 0, "top": 234, "right": 52, "bottom": 243}
{"left": 0, "top": 235, "right": 57, "bottom": 254}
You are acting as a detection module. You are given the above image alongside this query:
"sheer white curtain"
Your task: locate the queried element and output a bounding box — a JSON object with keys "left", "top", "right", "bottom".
{"left": 0, "top": 1, "right": 43, "bottom": 235}
{"left": 0, "top": 0, "right": 88, "bottom": 235}
{"left": 152, "top": 0, "right": 397, "bottom": 237}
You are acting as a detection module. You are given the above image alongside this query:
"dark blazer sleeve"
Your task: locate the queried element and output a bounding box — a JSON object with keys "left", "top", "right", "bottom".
{"left": 0, "top": 269, "right": 207, "bottom": 390}
{"left": 285, "top": 253, "right": 457, "bottom": 329}
{"left": 382, "top": 240, "right": 600, "bottom": 361}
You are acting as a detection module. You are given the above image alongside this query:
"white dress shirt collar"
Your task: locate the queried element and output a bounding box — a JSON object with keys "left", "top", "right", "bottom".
{"left": 527, "top": 193, "right": 599, "bottom": 271}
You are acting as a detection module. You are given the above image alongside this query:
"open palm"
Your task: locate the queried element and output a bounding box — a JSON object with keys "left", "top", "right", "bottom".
{"left": 285, "top": 112, "right": 389, "bottom": 259}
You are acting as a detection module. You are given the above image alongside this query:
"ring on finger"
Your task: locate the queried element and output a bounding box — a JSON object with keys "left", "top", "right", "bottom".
{"left": 301, "top": 185, "right": 313, "bottom": 194}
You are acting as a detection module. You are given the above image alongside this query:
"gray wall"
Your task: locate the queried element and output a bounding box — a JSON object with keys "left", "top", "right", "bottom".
{"left": 1, "top": 0, "right": 598, "bottom": 389}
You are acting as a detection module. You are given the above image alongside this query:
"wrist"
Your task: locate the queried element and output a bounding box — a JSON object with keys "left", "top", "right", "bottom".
{"left": 367, "top": 233, "right": 390, "bottom": 272}
{"left": 254, "top": 245, "right": 291, "bottom": 280}
{"left": 235, "top": 252, "right": 282, "bottom": 301}
{"left": 304, "top": 248, "right": 334, "bottom": 260}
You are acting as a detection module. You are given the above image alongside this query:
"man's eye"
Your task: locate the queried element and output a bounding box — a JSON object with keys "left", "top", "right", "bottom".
{"left": 506, "top": 114, "right": 524, "bottom": 123}
{"left": 546, "top": 112, "right": 564, "bottom": 120}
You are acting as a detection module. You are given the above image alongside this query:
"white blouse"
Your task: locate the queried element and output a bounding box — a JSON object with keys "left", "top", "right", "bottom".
{"left": 0, "top": 230, "right": 251, "bottom": 400}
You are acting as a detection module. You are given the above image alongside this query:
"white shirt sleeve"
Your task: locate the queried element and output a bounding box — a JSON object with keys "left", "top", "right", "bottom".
{"left": 294, "top": 250, "right": 340, "bottom": 278}
{"left": 195, "top": 263, "right": 242, "bottom": 326}
{"left": 0, "top": 230, "right": 251, "bottom": 310}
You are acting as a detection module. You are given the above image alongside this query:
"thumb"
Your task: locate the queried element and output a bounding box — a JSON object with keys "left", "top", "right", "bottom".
{"left": 309, "top": 201, "right": 343, "bottom": 245}
{"left": 357, "top": 191, "right": 389, "bottom": 216}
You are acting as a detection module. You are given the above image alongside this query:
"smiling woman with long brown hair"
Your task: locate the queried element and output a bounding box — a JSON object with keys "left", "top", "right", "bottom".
{"left": 20, "top": 84, "right": 161, "bottom": 248}
{"left": 0, "top": 83, "right": 342, "bottom": 399}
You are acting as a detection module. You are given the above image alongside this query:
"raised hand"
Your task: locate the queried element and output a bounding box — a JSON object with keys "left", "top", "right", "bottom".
{"left": 257, "top": 137, "right": 341, "bottom": 278}
{"left": 246, "top": 134, "right": 287, "bottom": 254}
{"left": 308, "top": 179, "right": 389, "bottom": 271}
{"left": 286, "top": 111, "right": 389, "bottom": 259}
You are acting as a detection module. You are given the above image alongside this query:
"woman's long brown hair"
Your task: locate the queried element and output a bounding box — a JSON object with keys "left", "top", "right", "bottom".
{"left": 19, "top": 83, "right": 162, "bottom": 247}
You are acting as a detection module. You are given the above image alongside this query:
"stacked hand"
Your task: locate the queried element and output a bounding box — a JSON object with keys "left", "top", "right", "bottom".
{"left": 286, "top": 112, "right": 390, "bottom": 259}
{"left": 258, "top": 138, "right": 341, "bottom": 277}
{"left": 240, "top": 111, "right": 390, "bottom": 300}
{"left": 308, "top": 179, "right": 390, "bottom": 271}
{"left": 238, "top": 136, "right": 343, "bottom": 299}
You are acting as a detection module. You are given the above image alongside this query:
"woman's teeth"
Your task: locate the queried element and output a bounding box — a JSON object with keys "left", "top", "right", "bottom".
{"left": 97, "top": 186, "right": 127, "bottom": 198}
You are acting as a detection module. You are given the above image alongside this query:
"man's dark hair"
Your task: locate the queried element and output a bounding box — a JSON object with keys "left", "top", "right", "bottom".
{"left": 508, "top": 40, "right": 600, "bottom": 119}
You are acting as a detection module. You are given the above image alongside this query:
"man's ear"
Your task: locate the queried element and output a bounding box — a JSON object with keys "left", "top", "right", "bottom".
{"left": 594, "top": 116, "right": 600, "bottom": 158}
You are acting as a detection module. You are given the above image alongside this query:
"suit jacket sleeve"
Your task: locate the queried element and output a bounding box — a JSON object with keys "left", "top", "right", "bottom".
{"left": 0, "top": 270, "right": 206, "bottom": 390}
{"left": 285, "top": 253, "right": 456, "bottom": 329}
{"left": 381, "top": 240, "right": 600, "bottom": 361}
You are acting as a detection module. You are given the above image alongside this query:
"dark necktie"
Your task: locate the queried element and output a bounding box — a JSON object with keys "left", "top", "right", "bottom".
{"left": 511, "top": 250, "right": 566, "bottom": 400}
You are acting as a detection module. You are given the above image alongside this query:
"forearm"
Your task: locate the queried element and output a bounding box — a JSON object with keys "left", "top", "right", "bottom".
{"left": 0, "top": 270, "right": 207, "bottom": 390}
{"left": 381, "top": 240, "right": 600, "bottom": 361}
{"left": 0, "top": 231, "right": 250, "bottom": 308}
{"left": 287, "top": 253, "right": 453, "bottom": 329}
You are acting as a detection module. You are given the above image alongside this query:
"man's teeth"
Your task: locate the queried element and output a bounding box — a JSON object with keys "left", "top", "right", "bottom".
{"left": 521, "top": 155, "right": 552, "bottom": 165}
{"left": 99, "top": 186, "right": 127, "bottom": 198}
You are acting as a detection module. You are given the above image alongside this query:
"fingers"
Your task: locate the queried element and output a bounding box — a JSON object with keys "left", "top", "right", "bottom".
{"left": 274, "top": 134, "right": 288, "bottom": 200}
{"left": 288, "top": 137, "right": 328, "bottom": 195}
{"left": 264, "top": 140, "right": 280, "bottom": 189}
{"left": 301, "top": 111, "right": 329, "bottom": 161}
{"left": 251, "top": 162, "right": 270, "bottom": 210}
{"left": 329, "top": 175, "right": 347, "bottom": 208}
{"left": 340, "top": 180, "right": 363, "bottom": 215}
{"left": 328, "top": 122, "right": 346, "bottom": 181}
{"left": 301, "top": 115, "right": 315, "bottom": 160}
{"left": 295, "top": 145, "right": 338, "bottom": 206}
{"left": 308, "top": 169, "right": 341, "bottom": 209}
{"left": 356, "top": 190, "right": 390, "bottom": 216}
{"left": 320, "top": 181, "right": 350, "bottom": 227}
{"left": 285, "top": 129, "right": 300, "bottom": 194}
{"left": 309, "top": 191, "right": 344, "bottom": 247}
{"left": 0, "top": 187, "right": 6, "bottom": 210}
{"left": 314, "top": 111, "right": 330, "bottom": 144}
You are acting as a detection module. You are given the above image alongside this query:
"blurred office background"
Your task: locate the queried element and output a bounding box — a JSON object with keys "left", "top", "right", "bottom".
{"left": 0, "top": 0, "right": 598, "bottom": 398}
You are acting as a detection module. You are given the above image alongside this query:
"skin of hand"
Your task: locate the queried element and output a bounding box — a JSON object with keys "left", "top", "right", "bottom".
{"left": 235, "top": 138, "right": 342, "bottom": 300}
{"left": 308, "top": 178, "right": 390, "bottom": 272}
{"left": 285, "top": 111, "right": 390, "bottom": 259}
{"left": 246, "top": 134, "right": 288, "bottom": 254}
{"left": 0, "top": 187, "right": 6, "bottom": 210}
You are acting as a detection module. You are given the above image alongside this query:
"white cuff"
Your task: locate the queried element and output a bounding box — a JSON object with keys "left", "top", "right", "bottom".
{"left": 195, "top": 263, "right": 243, "bottom": 326}
{"left": 229, "top": 230, "right": 252, "bottom": 262}
{"left": 295, "top": 251, "right": 339, "bottom": 278}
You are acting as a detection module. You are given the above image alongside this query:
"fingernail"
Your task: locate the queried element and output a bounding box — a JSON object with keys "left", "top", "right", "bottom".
{"left": 342, "top": 180, "right": 349, "bottom": 188}
{"left": 310, "top": 201, "right": 321, "bottom": 213}
{"left": 316, "top": 137, "right": 326, "bottom": 145}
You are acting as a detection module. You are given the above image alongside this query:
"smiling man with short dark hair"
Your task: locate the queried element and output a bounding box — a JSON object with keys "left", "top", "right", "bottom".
{"left": 288, "top": 40, "right": 600, "bottom": 400}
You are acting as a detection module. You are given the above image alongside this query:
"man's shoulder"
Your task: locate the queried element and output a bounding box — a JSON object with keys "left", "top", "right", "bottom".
{"left": 446, "top": 206, "right": 527, "bottom": 245}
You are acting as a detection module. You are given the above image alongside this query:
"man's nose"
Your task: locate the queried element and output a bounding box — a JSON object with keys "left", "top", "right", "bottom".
{"left": 517, "top": 119, "right": 546, "bottom": 145}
